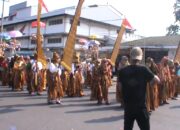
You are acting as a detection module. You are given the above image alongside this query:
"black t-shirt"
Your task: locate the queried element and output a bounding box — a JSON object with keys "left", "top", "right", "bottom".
{"left": 118, "top": 65, "right": 154, "bottom": 108}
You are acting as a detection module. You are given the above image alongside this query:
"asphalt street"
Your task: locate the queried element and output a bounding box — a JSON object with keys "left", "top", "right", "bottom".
{"left": 0, "top": 80, "right": 180, "bottom": 130}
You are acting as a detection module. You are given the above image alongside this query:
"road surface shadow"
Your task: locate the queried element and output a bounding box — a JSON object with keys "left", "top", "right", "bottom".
{"left": 24, "top": 95, "right": 47, "bottom": 100}
{"left": 85, "top": 115, "right": 124, "bottom": 123}
{"left": 65, "top": 105, "right": 123, "bottom": 113}
{"left": 0, "top": 92, "right": 29, "bottom": 98}
{"left": 0, "top": 107, "right": 23, "bottom": 114}
{"left": 170, "top": 105, "right": 180, "bottom": 109}
{"left": 62, "top": 98, "right": 93, "bottom": 103}
{"left": 0, "top": 102, "right": 47, "bottom": 109}
{"left": 50, "top": 102, "right": 98, "bottom": 108}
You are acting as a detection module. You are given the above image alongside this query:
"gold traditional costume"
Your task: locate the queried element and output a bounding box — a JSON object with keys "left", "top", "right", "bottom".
{"left": 74, "top": 65, "right": 84, "bottom": 97}
{"left": 13, "top": 57, "right": 25, "bottom": 91}
{"left": 47, "top": 52, "right": 64, "bottom": 104}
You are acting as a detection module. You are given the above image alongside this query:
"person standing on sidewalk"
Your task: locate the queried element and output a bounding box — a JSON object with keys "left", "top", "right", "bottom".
{"left": 118, "top": 47, "right": 160, "bottom": 130}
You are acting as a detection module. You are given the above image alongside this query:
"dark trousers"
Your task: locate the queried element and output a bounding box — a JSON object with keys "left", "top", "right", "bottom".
{"left": 124, "top": 107, "right": 150, "bottom": 130}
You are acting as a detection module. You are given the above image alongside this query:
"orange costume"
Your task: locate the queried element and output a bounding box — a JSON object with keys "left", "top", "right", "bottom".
{"left": 61, "top": 69, "right": 69, "bottom": 94}
{"left": 47, "top": 52, "right": 64, "bottom": 104}
{"left": 13, "top": 57, "right": 25, "bottom": 91}
{"left": 67, "top": 72, "right": 76, "bottom": 97}
{"left": 31, "top": 60, "right": 43, "bottom": 95}
{"left": 90, "top": 60, "right": 101, "bottom": 101}
{"left": 74, "top": 65, "right": 84, "bottom": 97}
{"left": 98, "top": 59, "right": 110, "bottom": 105}
{"left": 146, "top": 57, "right": 160, "bottom": 111}
{"left": 85, "top": 63, "right": 92, "bottom": 88}
{"left": 159, "top": 57, "right": 171, "bottom": 104}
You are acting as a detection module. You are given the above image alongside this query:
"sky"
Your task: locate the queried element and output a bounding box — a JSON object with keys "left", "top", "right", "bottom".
{"left": 0, "top": 0, "right": 176, "bottom": 37}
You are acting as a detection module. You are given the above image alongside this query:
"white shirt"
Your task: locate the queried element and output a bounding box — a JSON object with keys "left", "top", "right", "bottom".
{"left": 49, "top": 63, "right": 62, "bottom": 75}
{"left": 32, "top": 61, "right": 43, "bottom": 71}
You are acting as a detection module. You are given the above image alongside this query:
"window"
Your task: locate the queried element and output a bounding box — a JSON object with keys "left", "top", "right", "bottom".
{"left": 70, "top": 19, "right": 80, "bottom": 26}
{"left": 49, "top": 19, "right": 63, "bottom": 25}
{"left": 31, "top": 40, "right": 36, "bottom": 44}
{"left": 6, "top": 26, "right": 14, "bottom": 31}
{"left": 48, "top": 38, "right": 62, "bottom": 44}
{"left": 116, "top": 29, "right": 119, "bottom": 34}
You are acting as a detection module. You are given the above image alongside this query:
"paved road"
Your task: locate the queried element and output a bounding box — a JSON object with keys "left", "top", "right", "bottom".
{"left": 0, "top": 80, "right": 180, "bottom": 130}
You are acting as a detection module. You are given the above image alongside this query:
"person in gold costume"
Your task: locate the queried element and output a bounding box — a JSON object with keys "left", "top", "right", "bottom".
{"left": 41, "top": 68, "right": 47, "bottom": 91}
{"left": 67, "top": 72, "right": 75, "bottom": 97}
{"left": 159, "top": 56, "right": 171, "bottom": 105}
{"left": 47, "top": 52, "right": 64, "bottom": 104}
{"left": 25, "top": 56, "right": 33, "bottom": 94}
{"left": 98, "top": 58, "right": 110, "bottom": 105}
{"left": 146, "top": 57, "right": 160, "bottom": 112}
{"left": 31, "top": 53, "right": 43, "bottom": 95}
{"left": 61, "top": 69, "right": 69, "bottom": 94}
{"left": 84, "top": 62, "right": 92, "bottom": 88}
{"left": 74, "top": 64, "right": 85, "bottom": 97}
{"left": 90, "top": 59, "right": 101, "bottom": 101}
{"left": 174, "top": 61, "right": 180, "bottom": 97}
{"left": 1, "top": 57, "right": 9, "bottom": 86}
{"left": 168, "top": 60, "right": 176, "bottom": 99}
{"left": 13, "top": 56, "right": 25, "bottom": 91}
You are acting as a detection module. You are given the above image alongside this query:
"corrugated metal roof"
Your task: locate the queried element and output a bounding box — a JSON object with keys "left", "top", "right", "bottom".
{"left": 122, "top": 35, "right": 180, "bottom": 47}
{"left": 65, "top": 5, "right": 123, "bottom": 26}
{"left": 2, "top": 4, "right": 123, "bottom": 27}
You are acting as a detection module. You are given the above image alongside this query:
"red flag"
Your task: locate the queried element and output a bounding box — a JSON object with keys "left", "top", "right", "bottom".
{"left": 122, "top": 18, "right": 133, "bottom": 30}
{"left": 38, "top": 0, "right": 48, "bottom": 12}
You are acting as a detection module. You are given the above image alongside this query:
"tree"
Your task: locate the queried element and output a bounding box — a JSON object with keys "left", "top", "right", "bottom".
{"left": 166, "top": 1, "right": 180, "bottom": 35}
{"left": 166, "top": 24, "right": 180, "bottom": 36}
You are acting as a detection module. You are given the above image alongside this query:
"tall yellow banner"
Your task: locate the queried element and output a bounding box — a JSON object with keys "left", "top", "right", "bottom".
{"left": 61, "top": 0, "right": 84, "bottom": 72}
{"left": 110, "top": 18, "right": 132, "bottom": 66}
{"left": 36, "top": 1, "right": 46, "bottom": 66}
{"left": 174, "top": 41, "right": 180, "bottom": 63}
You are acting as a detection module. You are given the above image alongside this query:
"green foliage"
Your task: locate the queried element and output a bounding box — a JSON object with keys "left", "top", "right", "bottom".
{"left": 166, "top": 24, "right": 180, "bottom": 36}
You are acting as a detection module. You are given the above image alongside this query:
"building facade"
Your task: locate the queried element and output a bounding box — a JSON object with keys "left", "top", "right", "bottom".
{"left": 1, "top": 2, "right": 142, "bottom": 57}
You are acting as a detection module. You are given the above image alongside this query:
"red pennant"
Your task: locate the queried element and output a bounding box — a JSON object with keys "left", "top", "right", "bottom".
{"left": 122, "top": 18, "right": 133, "bottom": 30}
{"left": 38, "top": 0, "right": 48, "bottom": 12}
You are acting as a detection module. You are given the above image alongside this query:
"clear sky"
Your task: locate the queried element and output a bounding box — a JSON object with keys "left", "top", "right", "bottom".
{"left": 0, "top": 0, "right": 176, "bottom": 37}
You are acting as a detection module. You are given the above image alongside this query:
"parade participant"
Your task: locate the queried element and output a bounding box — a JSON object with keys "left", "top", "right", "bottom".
{"left": 107, "top": 59, "right": 113, "bottom": 87}
{"left": 0, "top": 56, "right": 4, "bottom": 83}
{"left": 13, "top": 56, "right": 26, "bottom": 91}
{"left": 31, "top": 53, "right": 43, "bottom": 95}
{"left": 159, "top": 56, "right": 171, "bottom": 105}
{"left": 168, "top": 60, "right": 176, "bottom": 99}
{"left": 84, "top": 62, "right": 92, "bottom": 88}
{"left": 90, "top": 59, "right": 101, "bottom": 101}
{"left": 47, "top": 52, "right": 64, "bottom": 104}
{"left": 116, "top": 56, "right": 129, "bottom": 107}
{"left": 146, "top": 57, "right": 160, "bottom": 112}
{"left": 98, "top": 58, "right": 111, "bottom": 105}
{"left": 61, "top": 68, "right": 69, "bottom": 94}
{"left": 41, "top": 63, "right": 47, "bottom": 91}
{"left": 25, "top": 56, "right": 33, "bottom": 94}
{"left": 174, "top": 61, "right": 180, "bottom": 97}
{"left": 118, "top": 47, "right": 160, "bottom": 130}
{"left": 8, "top": 57, "right": 14, "bottom": 89}
{"left": 67, "top": 72, "right": 75, "bottom": 97}
{"left": 1, "top": 57, "right": 9, "bottom": 86}
{"left": 74, "top": 64, "right": 85, "bottom": 97}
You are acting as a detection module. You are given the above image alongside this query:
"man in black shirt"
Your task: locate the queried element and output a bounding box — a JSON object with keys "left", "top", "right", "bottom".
{"left": 118, "top": 47, "right": 160, "bottom": 130}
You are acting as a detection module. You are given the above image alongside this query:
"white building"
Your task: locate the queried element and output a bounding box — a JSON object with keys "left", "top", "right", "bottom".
{"left": 0, "top": 2, "right": 142, "bottom": 56}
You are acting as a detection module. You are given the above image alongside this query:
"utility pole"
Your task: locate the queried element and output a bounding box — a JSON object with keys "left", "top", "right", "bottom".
{"left": 0, "top": 0, "right": 5, "bottom": 44}
{"left": 0, "top": 0, "right": 9, "bottom": 56}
